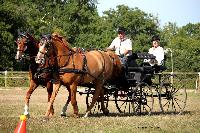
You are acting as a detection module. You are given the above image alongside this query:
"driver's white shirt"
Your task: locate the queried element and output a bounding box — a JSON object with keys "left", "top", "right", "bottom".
{"left": 109, "top": 37, "right": 132, "bottom": 56}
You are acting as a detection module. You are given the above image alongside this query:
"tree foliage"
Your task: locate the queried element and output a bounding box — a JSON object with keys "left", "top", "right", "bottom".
{"left": 0, "top": 0, "right": 199, "bottom": 72}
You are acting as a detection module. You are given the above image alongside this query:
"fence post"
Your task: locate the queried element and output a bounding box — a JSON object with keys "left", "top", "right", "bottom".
{"left": 4, "top": 70, "right": 7, "bottom": 87}
{"left": 170, "top": 71, "right": 174, "bottom": 85}
{"left": 197, "top": 72, "right": 200, "bottom": 93}
{"left": 199, "top": 73, "right": 200, "bottom": 92}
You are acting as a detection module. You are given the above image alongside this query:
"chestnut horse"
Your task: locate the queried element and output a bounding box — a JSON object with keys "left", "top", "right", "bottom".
{"left": 15, "top": 32, "right": 72, "bottom": 117}
{"left": 35, "top": 33, "right": 115, "bottom": 119}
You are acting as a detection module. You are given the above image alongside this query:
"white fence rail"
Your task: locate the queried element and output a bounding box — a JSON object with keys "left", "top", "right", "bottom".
{"left": 0, "top": 71, "right": 200, "bottom": 91}
{"left": 162, "top": 72, "right": 200, "bottom": 93}
{"left": 0, "top": 71, "right": 29, "bottom": 88}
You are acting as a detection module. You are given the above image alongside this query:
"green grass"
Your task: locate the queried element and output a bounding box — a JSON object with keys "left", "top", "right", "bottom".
{"left": 0, "top": 87, "right": 200, "bottom": 133}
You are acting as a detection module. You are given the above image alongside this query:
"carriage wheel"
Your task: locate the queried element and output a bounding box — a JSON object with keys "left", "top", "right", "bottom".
{"left": 132, "top": 83, "right": 154, "bottom": 115}
{"left": 158, "top": 74, "right": 187, "bottom": 114}
{"left": 114, "top": 83, "right": 154, "bottom": 115}
{"left": 86, "top": 88, "right": 109, "bottom": 115}
{"left": 114, "top": 89, "right": 134, "bottom": 114}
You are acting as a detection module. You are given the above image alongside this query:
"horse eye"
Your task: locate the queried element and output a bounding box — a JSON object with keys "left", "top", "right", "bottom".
{"left": 46, "top": 44, "right": 50, "bottom": 48}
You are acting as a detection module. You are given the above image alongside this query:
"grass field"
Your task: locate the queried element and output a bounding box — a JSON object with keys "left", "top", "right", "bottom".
{"left": 0, "top": 87, "right": 200, "bottom": 133}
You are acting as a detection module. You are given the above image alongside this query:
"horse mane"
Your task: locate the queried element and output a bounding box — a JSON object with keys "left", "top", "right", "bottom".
{"left": 51, "top": 32, "right": 75, "bottom": 52}
{"left": 26, "top": 33, "right": 39, "bottom": 44}
{"left": 18, "top": 32, "right": 38, "bottom": 45}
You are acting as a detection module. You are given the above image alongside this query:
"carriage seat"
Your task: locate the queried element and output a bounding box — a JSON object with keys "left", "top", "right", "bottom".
{"left": 126, "top": 66, "right": 154, "bottom": 85}
{"left": 127, "top": 66, "right": 154, "bottom": 74}
{"left": 153, "top": 65, "right": 167, "bottom": 73}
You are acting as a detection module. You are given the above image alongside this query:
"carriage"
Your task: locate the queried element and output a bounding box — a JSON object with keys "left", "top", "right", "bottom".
{"left": 79, "top": 52, "right": 187, "bottom": 115}
{"left": 15, "top": 32, "right": 187, "bottom": 119}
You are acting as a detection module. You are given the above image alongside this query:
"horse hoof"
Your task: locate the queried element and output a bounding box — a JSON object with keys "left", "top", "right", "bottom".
{"left": 103, "top": 109, "right": 109, "bottom": 116}
{"left": 72, "top": 114, "right": 79, "bottom": 118}
{"left": 83, "top": 112, "right": 89, "bottom": 118}
{"left": 24, "top": 114, "right": 30, "bottom": 118}
{"left": 60, "top": 113, "right": 67, "bottom": 117}
{"left": 42, "top": 117, "right": 49, "bottom": 122}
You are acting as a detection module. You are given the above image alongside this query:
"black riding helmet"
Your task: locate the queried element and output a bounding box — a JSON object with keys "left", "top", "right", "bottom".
{"left": 117, "top": 27, "right": 126, "bottom": 33}
{"left": 151, "top": 35, "right": 160, "bottom": 42}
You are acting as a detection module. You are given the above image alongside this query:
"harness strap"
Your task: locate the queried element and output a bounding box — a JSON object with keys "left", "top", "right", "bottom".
{"left": 59, "top": 68, "right": 86, "bottom": 74}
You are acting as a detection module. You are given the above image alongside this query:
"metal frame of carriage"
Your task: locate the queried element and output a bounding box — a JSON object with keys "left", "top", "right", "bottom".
{"left": 79, "top": 52, "right": 187, "bottom": 116}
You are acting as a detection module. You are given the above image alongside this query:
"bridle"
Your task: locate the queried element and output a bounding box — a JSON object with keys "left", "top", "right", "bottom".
{"left": 15, "top": 36, "right": 28, "bottom": 61}
{"left": 36, "top": 35, "right": 76, "bottom": 67}
{"left": 35, "top": 35, "right": 52, "bottom": 65}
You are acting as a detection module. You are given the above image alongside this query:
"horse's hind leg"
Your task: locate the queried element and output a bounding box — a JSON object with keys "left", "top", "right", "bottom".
{"left": 84, "top": 82, "right": 103, "bottom": 118}
{"left": 61, "top": 86, "right": 71, "bottom": 117}
{"left": 24, "top": 80, "right": 38, "bottom": 117}
{"left": 100, "top": 87, "right": 109, "bottom": 115}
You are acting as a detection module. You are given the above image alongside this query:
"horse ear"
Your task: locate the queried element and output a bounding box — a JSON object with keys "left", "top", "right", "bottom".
{"left": 52, "top": 32, "right": 59, "bottom": 38}
{"left": 17, "top": 29, "right": 22, "bottom": 35}
{"left": 41, "top": 34, "right": 47, "bottom": 38}
{"left": 42, "top": 34, "right": 51, "bottom": 39}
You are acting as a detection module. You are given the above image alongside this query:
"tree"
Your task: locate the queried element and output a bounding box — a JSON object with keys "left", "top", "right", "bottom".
{"left": 0, "top": 1, "right": 29, "bottom": 70}
{"left": 162, "top": 23, "right": 200, "bottom": 72}
{"left": 101, "top": 5, "right": 160, "bottom": 52}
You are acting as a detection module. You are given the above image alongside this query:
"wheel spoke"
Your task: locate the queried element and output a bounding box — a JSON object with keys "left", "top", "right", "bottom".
{"left": 159, "top": 74, "right": 187, "bottom": 114}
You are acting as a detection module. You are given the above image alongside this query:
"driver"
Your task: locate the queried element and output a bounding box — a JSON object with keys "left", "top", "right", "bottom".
{"left": 107, "top": 27, "right": 133, "bottom": 66}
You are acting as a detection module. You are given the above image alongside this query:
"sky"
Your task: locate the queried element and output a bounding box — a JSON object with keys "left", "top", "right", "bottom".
{"left": 97, "top": 0, "right": 200, "bottom": 27}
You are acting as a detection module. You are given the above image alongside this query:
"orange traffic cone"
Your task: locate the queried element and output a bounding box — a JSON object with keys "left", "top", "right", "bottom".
{"left": 14, "top": 115, "right": 26, "bottom": 133}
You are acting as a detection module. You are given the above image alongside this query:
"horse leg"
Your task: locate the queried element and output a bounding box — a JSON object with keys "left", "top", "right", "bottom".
{"left": 24, "top": 80, "right": 38, "bottom": 117}
{"left": 46, "top": 82, "right": 54, "bottom": 116}
{"left": 100, "top": 87, "right": 109, "bottom": 116}
{"left": 70, "top": 83, "right": 79, "bottom": 118}
{"left": 60, "top": 86, "right": 71, "bottom": 117}
{"left": 44, "top": 81, "right": 61, "bottom": 120}
{"left": 84, "top": 82, "right": 103, "bottom": 118}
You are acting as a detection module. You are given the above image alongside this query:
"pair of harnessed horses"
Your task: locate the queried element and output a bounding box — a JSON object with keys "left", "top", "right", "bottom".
{"left": 15, "top": 32, "right": 123, "bottom": 120}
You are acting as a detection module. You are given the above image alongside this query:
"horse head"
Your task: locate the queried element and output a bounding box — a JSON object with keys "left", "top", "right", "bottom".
{"left": 35, "top": 34, "right": 52, "bottom": 65}
{"left": 35, "top": 32, "right": 75, "bottom": 66}
{"left": 15, "top": 32, "right": 39, "bottom": 62}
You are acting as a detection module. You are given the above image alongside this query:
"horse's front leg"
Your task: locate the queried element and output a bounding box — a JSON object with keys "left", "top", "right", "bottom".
{"left": 46, "top": 82, "right": 54, "bottom": 116}
{"left": 24, "top": 80, "right": 38, "bottom": 117}
{"left": 44, "top": 81, "right": 61, "bottom": 120}
{"left": 70, "top": 83, "right": 79, "bottom": 118}
{"left": 61, "top": 86, "right": 71, "bottom": 117}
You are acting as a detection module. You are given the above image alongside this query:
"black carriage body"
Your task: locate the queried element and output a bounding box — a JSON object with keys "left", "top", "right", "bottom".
{"left": 125, "top": 53, "right": 155, "bottom": 86}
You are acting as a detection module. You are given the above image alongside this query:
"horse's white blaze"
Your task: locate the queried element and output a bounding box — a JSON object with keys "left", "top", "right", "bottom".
{"left": 16, "top": 51, "right": 20, "bottom": 59}
{"left": 36, "top": 42, "right": 46, "bottom": 63}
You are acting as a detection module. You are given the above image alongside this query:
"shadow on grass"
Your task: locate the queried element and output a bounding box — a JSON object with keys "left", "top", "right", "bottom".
{"left": 65, "top": 110, "right": 192, "bottom": 118}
